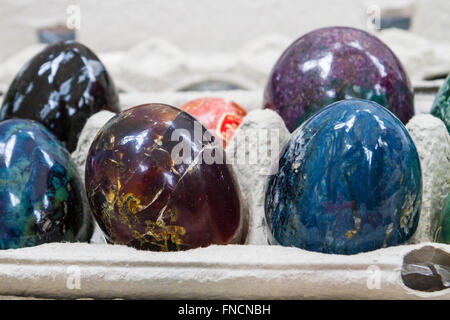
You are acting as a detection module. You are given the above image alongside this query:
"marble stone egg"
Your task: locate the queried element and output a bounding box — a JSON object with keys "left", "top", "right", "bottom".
{"left": 264, "top": 27, "right": 414, "bottom": 132}
{"left": 85, "top": 104, "right": 247, "bottom": 251}
{"left": 0, "top": 119, "right": 92, "bottom": 249}
{"left": 265, "top": 99, "right": 422, "bottom": 254}
{"left": 180, "top": 97, "right": 247, "bottom": 148}
{"left": 0, "top": 40, "right": 120, "bottom": 152}
{"left": 431, "top": 74, "right": 450, "bottom": 134}
{"left": 437, "top": 194, "right": 450, "bottom": 244}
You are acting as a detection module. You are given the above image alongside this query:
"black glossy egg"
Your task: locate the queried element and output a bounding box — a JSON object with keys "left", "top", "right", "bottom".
{"left": 0, "top": 40, "right": 120, "bottom": 152}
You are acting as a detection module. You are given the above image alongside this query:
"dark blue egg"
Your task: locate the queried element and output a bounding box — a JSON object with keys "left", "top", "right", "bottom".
{"left": 0, "top": 119, "right": 92, "bottom": 249}
{"left": 265, "top": 99, "right": 422, "bottom": 254}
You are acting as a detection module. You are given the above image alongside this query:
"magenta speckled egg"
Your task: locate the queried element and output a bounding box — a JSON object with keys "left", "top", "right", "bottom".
{"left": 264, "top": 27, "right": 414, "bottom": 132}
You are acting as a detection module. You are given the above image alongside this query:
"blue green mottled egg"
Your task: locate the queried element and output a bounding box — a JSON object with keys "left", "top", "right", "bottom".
{"left": 437, "top": 193, "right": 450, "bottom": 244}
{"left": 265, "top": 99, "right": 422, "bottom": 254}
{"left": 431, "top": 74, "right": 450, "bottom": 134}
{"left": 0, "top": 119, "right": 92, "bottom": 249}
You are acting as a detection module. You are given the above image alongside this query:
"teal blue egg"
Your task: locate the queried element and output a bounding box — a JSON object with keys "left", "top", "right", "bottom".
{"left": 0, "top": 119, "right": 92, "bottom": 249}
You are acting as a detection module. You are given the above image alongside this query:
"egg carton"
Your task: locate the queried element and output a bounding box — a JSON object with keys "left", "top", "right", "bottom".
{"left": 0, "top": 88, "right": 449, "bottom": 300}
{"left": 0, "top": 26, "right": 448, "bottom": 299}
{"left": 0, "top": 242, "right": 448, "bottom": 300}
{"left": 117, "top": 86, "right": 438, "bottom": 115}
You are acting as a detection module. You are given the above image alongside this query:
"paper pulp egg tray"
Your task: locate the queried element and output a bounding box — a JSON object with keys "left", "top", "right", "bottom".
{"left": 0, "top": 242, "right": 448, "bottom": 300}
{"left": 0, "top": 88, "right": 449, "bottom": 300}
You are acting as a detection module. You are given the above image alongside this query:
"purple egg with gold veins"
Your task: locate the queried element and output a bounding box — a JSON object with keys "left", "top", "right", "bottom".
{"left": 264, "top": 26, "right": 414, "bottom": 131}
{"left": 85, "top": 104, "right": 247, "bottom": 251}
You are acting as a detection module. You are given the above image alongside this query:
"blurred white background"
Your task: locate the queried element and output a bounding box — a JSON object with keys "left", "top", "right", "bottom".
{"left": 0, "top": 0, "right": 449, "bottom": 60}
{"left": 0, "top": 0, "right": 449, "bottom": 97}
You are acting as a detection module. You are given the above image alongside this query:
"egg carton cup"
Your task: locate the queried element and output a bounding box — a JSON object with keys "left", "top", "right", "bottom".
{"left": 0, "top": 88, "right": 449, "bottom": 300}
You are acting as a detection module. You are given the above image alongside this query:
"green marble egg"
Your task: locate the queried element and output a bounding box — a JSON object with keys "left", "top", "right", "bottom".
{"left": 431, "top": 74, "right": 450, "bottom": 134}
{"left": 0, "top": 119, "right": 92, "bottom": 249}
{"left": 437, "top": 194, "right": 450, "bottom": 244}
